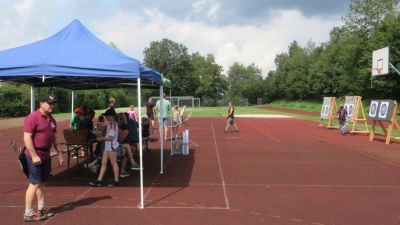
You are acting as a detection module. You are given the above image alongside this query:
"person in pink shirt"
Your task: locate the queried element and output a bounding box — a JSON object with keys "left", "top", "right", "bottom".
{"left": 127, "top": 104, "right": 137, "bottom": 122}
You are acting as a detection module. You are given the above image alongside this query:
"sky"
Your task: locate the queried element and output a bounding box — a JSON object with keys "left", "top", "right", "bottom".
{"left": 0, "top": 0, "right": 351, "bottom": 77}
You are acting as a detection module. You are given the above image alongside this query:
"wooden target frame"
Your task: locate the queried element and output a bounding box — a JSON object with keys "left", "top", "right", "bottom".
{"left": 348, "top": 96, "right": 369, "bottom": 135}
{"left": 318, "top": 97, "right": 339, "bottom": 130}
{"left": 369, "top": 101, "right": 400, "bottom": 144}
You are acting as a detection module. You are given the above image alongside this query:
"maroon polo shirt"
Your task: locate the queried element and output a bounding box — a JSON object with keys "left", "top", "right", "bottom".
{"left": 23, "top": 110, "right": 57, "bottom": 159}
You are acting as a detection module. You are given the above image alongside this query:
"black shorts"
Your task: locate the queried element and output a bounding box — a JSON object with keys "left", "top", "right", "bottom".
{"left": 26, "top": 155, "right": 52, "bottom": 184}
{"left": 147, "top": 113, "right": 154, "bottom": 120}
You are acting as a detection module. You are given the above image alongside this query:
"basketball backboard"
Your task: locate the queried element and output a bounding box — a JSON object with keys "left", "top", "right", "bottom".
{"left": 372, "top": 47, "right": 389, "bottom": 76}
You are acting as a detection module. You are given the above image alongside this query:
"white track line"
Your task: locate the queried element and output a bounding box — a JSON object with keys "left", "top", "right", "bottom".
{"left": 189, "top": 140, "right": 199, "bottom": 146}
{"left": 42, "top": 187, "right": 94, "bottom": 225}
{"left": 140, "top": 154, "right": 173, "bottom": 208}
{"left": 211, "top": 123, "right": 230, "bottom": 209}
{"left": 0, "top": 205, "right": 227, "bottom": 210}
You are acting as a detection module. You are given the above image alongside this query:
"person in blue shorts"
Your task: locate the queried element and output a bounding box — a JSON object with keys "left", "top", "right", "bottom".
{"left": 23, "top": 95, "right": 64, "bottom": 222}
{"left": 155, "top": 93, "right": 171, "bottom": 141}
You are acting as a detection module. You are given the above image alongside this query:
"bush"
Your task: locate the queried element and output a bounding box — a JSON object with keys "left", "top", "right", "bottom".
{"left": 1, "top": 100, "right": 29, "bottom": 117}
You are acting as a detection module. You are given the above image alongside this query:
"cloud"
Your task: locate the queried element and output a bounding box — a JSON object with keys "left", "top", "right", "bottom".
{"left": 193, "top": 0, "right": 206, "bottom": 14}
{"left": 119, "top": 0, "right": 350, "bottom": 26}
{"left": 93, "top": 8, "right": 343, "bottom": 76}
{"left": 0, "top": 0, "right": 347, "bottom": 77}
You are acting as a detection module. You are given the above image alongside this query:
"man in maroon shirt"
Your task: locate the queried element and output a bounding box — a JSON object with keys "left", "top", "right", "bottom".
{"left": 23, "top": 95, "right": 64, "bottom": 222}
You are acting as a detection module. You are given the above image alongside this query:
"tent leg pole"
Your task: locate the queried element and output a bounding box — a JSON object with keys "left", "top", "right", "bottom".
{"left": 160, "top": 86, "right": 164, "bottom": 174}
{"left": 30, "top": 86, "right": 35, "bottom": 112}
{"left": 71, "top": 90, "right": 75, "bottom": 118}
{"left": 138, "top": 79, "right": 144, "bottom": 209}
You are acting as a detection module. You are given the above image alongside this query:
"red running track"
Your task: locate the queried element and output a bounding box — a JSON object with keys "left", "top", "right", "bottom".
{"left": 1, "top": 115, "right": 400, "bottom": 225}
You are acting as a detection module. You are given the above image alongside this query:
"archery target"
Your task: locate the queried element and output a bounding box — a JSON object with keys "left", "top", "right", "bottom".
{"left": 378, "top": 101, "right": 389, "bottom": 119}
{"left": 368, "top": 100, "right": 395, "bottom": 121}
{"left": 321, "top": 105, "right": 329, "bottom": 118}
{"left": 344, "top": 96, "right": 356, "bottom": 121}
{"left": 321, "top": 97, "right": 333, "bottom": 119}
{"left": 369, "top": 101, "right": 378, "bottom": 118}
{"left": 348, "top": 104, "right": 354, "bottom": 117}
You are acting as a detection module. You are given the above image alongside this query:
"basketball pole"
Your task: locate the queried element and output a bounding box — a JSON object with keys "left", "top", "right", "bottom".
{"left": 389, "top": 63, "right": 400, "bottom": 75}
{"left": 370, "top": 73, "right": 373, "bottom": 89}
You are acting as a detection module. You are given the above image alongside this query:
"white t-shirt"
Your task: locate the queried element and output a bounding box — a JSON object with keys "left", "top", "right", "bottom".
{"left": 104, "top": 121, "right": 119, "bottom": 151}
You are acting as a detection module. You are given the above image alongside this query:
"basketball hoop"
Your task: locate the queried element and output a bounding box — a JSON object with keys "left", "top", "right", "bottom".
{"left": 366, "top": 67, "right": 383, "bottom": 75}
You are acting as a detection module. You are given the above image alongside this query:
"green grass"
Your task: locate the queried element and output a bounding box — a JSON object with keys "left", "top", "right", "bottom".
{"left": 183, "top": 106, "right": 280, "bottom": 117}
{"left": 54, "top": 106, "right": 280, "bottom": 118}
{"left": 267, "top": 99, "right": 322, "bottom": 113}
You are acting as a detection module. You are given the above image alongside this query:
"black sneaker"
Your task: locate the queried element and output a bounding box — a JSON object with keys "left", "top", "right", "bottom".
{"left": 23, "top": 212, "right": 46, "bottom": 222}
{"left": 38, "top": 208, "right": 54, "bottom": 217}
{"left": 89, "top": 180, "right": 102, "bottom": 187}
{"left": 108, "top": 181, "right": 120, "bottom": 188}
{"left": 130, "top": 163, "right": 141, "bottom": 170}
{"left": 223, "top": 130, "right": 226, "bottom": 133}
{"left": 235, "top": 130, "right": 239, "bottom": 133}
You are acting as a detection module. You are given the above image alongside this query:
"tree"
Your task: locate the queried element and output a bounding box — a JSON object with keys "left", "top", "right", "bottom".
{"left": 343, "top": 0, "right": 400, "bottom": 37}
{"left": 226, "top": 62, "right": 264, "bottom": 104}
{"left": 284, "top": 41, "right": 310, "bottom": 99}
{"left": 191, "top": 52, "right": 228, "bottom": 101}
{"left": 143, "top": 39, "right": 194, "bottom": 96}
{"left": 0, "top": 82, "right": 29, "bottom": 117}
{"left": 367, "top": 12, "right": 400, "bottom": 99}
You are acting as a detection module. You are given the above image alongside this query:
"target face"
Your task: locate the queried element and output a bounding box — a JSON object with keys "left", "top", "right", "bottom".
{"left": 378, "top": 102, "right": 389, "bottom": 119}
{"left": 369, "top": 101, "right": 378, "bottom": 118}
{"left": 321, "top": 104, "right": 330, "bottom": 118}
{"left": 344, "top": 96, "right": 356, "bottom": 121}
{"left": 321, "top": 97, "right": 333, "bottom": 119}
{"left": 348, "top": 104, "right": 354, "bottom": 116}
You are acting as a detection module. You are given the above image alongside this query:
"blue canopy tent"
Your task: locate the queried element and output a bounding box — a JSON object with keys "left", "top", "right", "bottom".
{"left": 0, "top": 19, "right": 163, "bottom": 208}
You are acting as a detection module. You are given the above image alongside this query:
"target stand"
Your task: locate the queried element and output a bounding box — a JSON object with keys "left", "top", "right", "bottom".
{"left": 348, "top": 96, "right": 369, "bottom": 135}
{"left": 319, "top": 97, "right": 339, "bottom": 130}
{"left": 369, "top": 101, "right": 400, "bottom": 144}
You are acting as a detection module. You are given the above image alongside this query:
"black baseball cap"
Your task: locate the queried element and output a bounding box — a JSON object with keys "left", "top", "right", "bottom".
{"left": 40, "top": 95, "right": 58, "bottom": 104}
{"left": 101, "top": 108, "right": 116, "bottom": 116}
